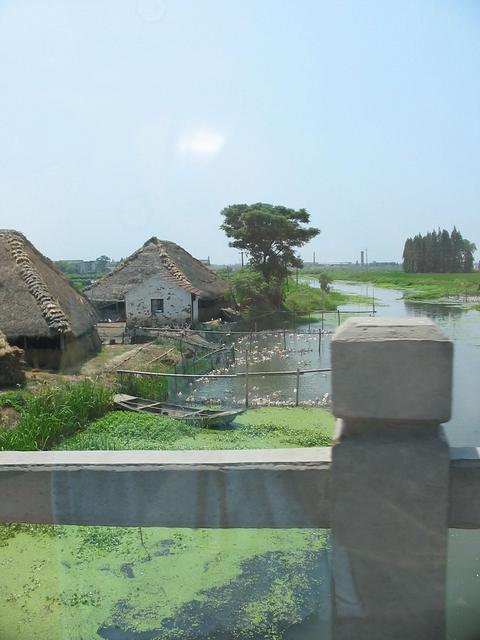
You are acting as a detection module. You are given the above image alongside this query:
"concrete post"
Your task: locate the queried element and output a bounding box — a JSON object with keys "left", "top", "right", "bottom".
{"left": 330, "top": 318, "right": 453, "bottom": 640}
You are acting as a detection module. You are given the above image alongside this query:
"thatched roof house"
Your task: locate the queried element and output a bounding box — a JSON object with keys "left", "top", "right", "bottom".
{"left": 0, "top": 230, "right": 100, "bottom": 368}
{"left": 85, "top": 238, "right": 228, "bottom": 327}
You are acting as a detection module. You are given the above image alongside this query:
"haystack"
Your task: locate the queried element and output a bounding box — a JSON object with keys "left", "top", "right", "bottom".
{"left": 0, "top": 330, "right": 25, "bottom": 387}
{"left": 0, "top": 230, "right": 101, "bottom": 369}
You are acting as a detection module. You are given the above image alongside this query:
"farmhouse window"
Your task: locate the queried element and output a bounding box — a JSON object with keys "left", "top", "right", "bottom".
{"left": 151, "top": 298, "right": 164, "bottom": 314}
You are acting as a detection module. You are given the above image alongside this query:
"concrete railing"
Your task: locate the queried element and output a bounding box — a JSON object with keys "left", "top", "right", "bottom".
{"left": 1, "top": 317, "right": 479, "bottom": 639}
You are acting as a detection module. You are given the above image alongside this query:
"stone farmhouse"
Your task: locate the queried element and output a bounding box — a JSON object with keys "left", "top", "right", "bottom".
{"left": 84, "top": 238, "right": 228, "bottom": 328}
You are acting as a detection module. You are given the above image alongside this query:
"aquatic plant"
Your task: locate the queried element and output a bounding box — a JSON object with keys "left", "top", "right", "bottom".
{"left": 0, "top": 379, "right": 113, "bottom": 451}
{"left": 57, "top": 407, "right": 333, "bottom": 451}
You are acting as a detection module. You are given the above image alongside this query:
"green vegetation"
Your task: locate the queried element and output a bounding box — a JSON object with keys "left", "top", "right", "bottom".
{"left": 0, "top": 524, "right": 328, "bottom": 639}
{"left": 0, "top": 390, "right": 28, "bottom": 412}
{"left": 403, "top": 228, "right": 476, "bottom": 273}
{"left": 65, "top": 272, "right": 108, "bottom": 290}
{"left": 220, "top": 203, "right": 321, "bottom": 320}
{"left": 284, "top": 281, "right": 374, "bottom": 314}
{"left": 57, "top": 406, "right": 334, "bottom": 451}
{"left": 0, "top": 380, "right": 113, "bottom": 451}
{"left": 1, "top": 407, "right": 333, "bottom": 639}
{"left": 221, "top": 203, "right": 320, "bottom": 284}
{"left": 284, "top": 281, "right": 338, "bottom": 313}
{"left": 226, "top": 270, "right": 374, "bottom": 324}
{"left": 118, "top": 368, "right": 168, "bottom": 403}
{"left": 306, "top": 268, "right": 480, "bottom": 302}
{"left": 227, "top": 268, "right": 279, "bottom": 318}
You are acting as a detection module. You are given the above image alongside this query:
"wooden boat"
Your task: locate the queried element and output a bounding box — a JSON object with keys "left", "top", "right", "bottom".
{"left": 113, "top": 394, "right": 244, "bottom": 428}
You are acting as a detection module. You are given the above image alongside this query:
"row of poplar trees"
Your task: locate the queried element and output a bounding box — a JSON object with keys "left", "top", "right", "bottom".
{"left": 402, "top": 228, "right": 476, "bottom": 273}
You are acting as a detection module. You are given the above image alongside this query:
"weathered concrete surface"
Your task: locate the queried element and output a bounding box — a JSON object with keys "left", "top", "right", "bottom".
{"left": 331, "top": 317, "right": 453, "bottom": 422}
{"left": 330, "top": 318, "right": 453, "bottom": 640}
{"left": 331, "top": 421, "right": 450, "bottom": 640}
{"left": 1, "top": 447, "right": 479, "bottom": 531}
{"left": 0, "top": 449, "right": 331, "bottom": 528}
{"left": 449, "top": 447, "right": 480, "bottom": 528}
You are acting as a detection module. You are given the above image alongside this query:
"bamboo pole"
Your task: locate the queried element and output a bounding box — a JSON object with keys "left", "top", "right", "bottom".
{"left": 139, "top": 326, "right": 341, "bottom": 337}
{"left": 295, "top": 367, "right": 300, "bottom": 406}
{"left": 318, "top": 328, "right": 321, "bottom": 354}
{"left": 117, "top": 367, "right": 331, "bottom": 378}
{"left": 144, "top": 347, "right": 175, "bottom": 367}
{"left": 283, "top": 328, "right": 287, "bottom": 350}
{"left": 245, "top": 349, "right": 250, "bottom": 408}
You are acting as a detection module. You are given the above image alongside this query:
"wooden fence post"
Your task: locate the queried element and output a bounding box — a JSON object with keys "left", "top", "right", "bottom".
{"left": 283, "top": 328, "right": 287, "bottom": 351}
{"left": 330, "top": 317, "right": 453, "bottom": 640}
{"left": 295, "top": 367, "right": 300, "bottom": 406}
{"left": 245, "top": 349, "right": 250, "bottom": 408}
{"left": 318, "top": 328, "right": 321, "bottom": 354}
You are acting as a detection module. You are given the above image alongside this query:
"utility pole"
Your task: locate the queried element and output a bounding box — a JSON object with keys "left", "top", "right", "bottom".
{"left": 365, "top": 248, "right": 369, "bottom": 272}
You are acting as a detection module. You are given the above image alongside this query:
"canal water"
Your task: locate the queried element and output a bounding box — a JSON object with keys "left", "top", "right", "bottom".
{"left": 185, "top": 279, "right": 480, "bottom": 446}
{"left": 182, "top": 280, "right": 480, "bottom": 640}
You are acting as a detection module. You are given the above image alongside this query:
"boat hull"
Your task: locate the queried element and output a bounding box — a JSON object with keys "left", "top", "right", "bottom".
{"left": 113, "top": 394, "right": 244, "bottom": 428}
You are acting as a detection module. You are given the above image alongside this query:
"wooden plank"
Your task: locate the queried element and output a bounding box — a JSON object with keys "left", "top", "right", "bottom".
{"left": 113, "top": 394, "right": 137, "bottom": 403}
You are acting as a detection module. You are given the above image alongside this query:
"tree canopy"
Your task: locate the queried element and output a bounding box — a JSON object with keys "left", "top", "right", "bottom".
{"left": 220, "top": 203, "right": 320, "bottom": 282}
{"left": 402, "top": 228, "right": 476, "bottom": 273}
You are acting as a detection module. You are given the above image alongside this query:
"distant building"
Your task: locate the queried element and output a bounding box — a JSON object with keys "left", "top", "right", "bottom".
{"left": 84, "top": 238, "right": 228, "bottom": 327}
{"left": 0, "top": 230, "right": 100, "bottom": 369}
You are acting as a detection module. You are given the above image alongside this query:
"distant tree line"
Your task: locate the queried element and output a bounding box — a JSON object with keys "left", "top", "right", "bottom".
{"left": 402, "top": 228, "right": 476, "bottom": 273}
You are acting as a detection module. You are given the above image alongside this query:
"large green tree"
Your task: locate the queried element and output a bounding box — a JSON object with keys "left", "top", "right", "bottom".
{"left": 402, "top": 228, "right": 476, "bottom": 273}
{"left": 220, "top": 203, "right": 320, "bottom": 283}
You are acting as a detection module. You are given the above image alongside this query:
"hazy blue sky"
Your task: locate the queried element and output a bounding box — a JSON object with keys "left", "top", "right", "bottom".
{"left": 1, "top": 0, "right": 479, "bottom": 265}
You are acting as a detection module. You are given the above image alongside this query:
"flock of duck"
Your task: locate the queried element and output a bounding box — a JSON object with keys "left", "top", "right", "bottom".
{"left": 177, "top": 330, "right": 333, "bottom": 409}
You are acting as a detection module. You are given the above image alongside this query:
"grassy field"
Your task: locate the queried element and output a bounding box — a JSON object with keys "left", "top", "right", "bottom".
{"left": 305, "top": 268, "right": 480, "bottom": 302}
{"left": 0, "top": 407, "right": 333, "bottom": 639}
{"left": 284, "top": 280, "right": 375, "bottom": 317}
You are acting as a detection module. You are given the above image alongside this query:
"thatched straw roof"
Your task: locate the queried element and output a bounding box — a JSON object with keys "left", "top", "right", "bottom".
{"left": 0, "top": 230, "right": 98, "bottom": 340}
{"left": 85, "top": 238, "right": 228, "bottom": 303}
